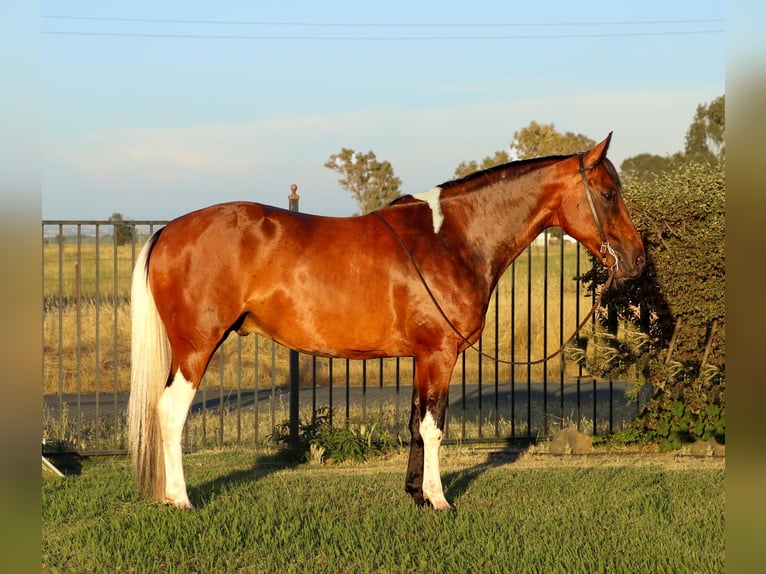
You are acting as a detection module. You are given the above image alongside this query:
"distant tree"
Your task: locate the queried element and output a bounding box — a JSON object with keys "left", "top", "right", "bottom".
{"left": 453, "top": 160, "right": 478, "bottom": 179}
{"left": 324, "top": 148, "right": 402, "bottom": 214}
{"left": 454, "top": 150, "right": 512, "bottom": 178}
{"left": 619, "top": 94, "right": 724, "bottom": 182}
{"left": 109, "top": 213, "right": 133, "bottom": 246}
{"left": 684, "top": 95, "right": 725, "bottom": 164}
{"left": 454, "top": 122, "right": 595, "bottom": 179}
{"left": 619, "top": 152, "right": 683, "bottom": 184}
{"left": 511, "top": 121, "right": 596, "bottom": 159}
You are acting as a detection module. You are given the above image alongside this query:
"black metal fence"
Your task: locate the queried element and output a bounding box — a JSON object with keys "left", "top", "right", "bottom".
{"left": 42, "top": 202, "right": 648, "bottom": 455}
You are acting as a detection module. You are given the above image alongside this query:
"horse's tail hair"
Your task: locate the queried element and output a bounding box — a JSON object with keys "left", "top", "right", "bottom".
{"left": 128, "top": 231, "right": 170, "bottom": 502}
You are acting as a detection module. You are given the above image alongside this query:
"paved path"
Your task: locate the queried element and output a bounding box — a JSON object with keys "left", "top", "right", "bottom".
{"left": 44, "top": 380, "right": 642, "bottom": 425}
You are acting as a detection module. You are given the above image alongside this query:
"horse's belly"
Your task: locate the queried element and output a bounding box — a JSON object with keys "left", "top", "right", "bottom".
{"left": 237, "top": 300, "right": 409, "bottom": 360}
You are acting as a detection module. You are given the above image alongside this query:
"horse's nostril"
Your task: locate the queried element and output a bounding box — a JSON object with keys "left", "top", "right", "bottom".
{"left": 635, "top": 254, "right": 645, "bottom": 269}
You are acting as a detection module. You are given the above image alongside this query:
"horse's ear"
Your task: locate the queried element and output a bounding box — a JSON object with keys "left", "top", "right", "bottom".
{"left": 583, "top": 132, "right": 613, "bottom": 166}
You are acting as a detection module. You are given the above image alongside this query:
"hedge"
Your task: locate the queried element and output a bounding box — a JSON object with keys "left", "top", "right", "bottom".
{"left": 578, "top": 160, "right": 725, "bottom": 450}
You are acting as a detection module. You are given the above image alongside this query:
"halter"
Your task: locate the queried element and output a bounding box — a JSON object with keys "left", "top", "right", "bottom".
{"left": 374, "top": 153, "right": 619, "bottom": 366}
{"left": 579, "top": 153, "right": 619, "bottom": 273}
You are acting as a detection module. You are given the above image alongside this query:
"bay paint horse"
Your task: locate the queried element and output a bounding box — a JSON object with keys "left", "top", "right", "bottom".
{"left": 128, "top": 133, "right": 645, "bottom": 510}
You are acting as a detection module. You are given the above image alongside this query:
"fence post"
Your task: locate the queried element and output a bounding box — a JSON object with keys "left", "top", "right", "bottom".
{"left": 288, "top": 184, "right": 300, "bottom": 442}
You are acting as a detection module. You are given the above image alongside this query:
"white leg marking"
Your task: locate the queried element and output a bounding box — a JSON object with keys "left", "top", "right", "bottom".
{"left": 411, "top": 187, "right": 444, "bottom": 234}
{"left": 420, "top": 411, "right": 452, "bottom": 510}
{"left": 156, "top": 369, "right": 196, "bottom": 508}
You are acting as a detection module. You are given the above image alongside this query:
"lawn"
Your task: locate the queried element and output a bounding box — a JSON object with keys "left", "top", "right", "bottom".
{"left": 42, "top": 447, "right": 724, "bottom": 573}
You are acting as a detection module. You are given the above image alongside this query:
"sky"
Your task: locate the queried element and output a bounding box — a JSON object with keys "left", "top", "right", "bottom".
{"left": 39, "top": 1, "right": 726, "bottom": 220}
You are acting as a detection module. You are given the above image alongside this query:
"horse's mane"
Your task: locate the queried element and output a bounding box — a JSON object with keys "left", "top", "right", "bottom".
{"left": 387, "top": 153, "right": 575, "bottom": 207}
{"left": 440, "top": 154, "right": 572, "bottom": 190}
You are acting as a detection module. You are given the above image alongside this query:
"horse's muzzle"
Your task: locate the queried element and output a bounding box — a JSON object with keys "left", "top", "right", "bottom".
{"left": 616, "top": 250, "right": 645, "bottom": 279}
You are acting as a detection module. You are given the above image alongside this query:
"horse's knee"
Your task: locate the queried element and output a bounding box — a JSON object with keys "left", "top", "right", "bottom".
{"left": 420, "top": 411, "right": 443, "bottom": 442}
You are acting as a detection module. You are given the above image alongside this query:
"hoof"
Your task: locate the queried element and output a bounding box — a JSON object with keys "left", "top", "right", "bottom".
{"left": 163, "top": 497, "right": 194, "bottom": 510}
{"left": 429, "top": 498, "right": 454, "bottom": 512}
{"left": 406, "top": 488, "right": 427, "bottom": 507}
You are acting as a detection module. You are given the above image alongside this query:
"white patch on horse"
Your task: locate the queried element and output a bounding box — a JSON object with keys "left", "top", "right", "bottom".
{"left": 411, "top": 187, "right": 444, "bottom": 234}
{"left": 419, "top": 411, "right": 452, "bottom": 510}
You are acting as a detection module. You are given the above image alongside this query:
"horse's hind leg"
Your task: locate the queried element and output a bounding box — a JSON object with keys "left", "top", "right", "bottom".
{"left": 156, "top": 369, "right": 197, "bottom": 508}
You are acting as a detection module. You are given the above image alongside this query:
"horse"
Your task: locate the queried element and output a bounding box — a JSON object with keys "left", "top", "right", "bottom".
{"left": 128, "top": 133, "right": 644, "bottom": 510}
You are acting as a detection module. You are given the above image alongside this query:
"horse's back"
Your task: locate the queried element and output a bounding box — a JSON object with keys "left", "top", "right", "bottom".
{"left": 146, "top": 201, "right": 419, "bottom": 358}
{"left": 151, "top": 201, "right": 334, "bottom": 275}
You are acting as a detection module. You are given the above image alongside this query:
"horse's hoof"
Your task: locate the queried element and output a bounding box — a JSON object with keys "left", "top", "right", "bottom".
{"left": 429, "top": 499, "right": 455, "bottom": 512}
{"left": 163, "top": 497, "right": 194, "bottom": 510}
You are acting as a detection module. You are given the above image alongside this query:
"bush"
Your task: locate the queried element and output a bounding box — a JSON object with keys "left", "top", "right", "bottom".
{"left": 270, "top": 408, "right": 400, "bottom": 463}
{"left": 579, "top": 161, "right": 725, "bottom": 450}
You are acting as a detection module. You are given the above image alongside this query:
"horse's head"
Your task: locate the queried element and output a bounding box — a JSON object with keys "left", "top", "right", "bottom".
{"left": 555, "top": 133, "right": 645, "bottom": 279}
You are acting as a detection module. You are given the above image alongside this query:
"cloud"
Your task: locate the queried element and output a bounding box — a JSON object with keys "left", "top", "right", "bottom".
{"left": 46, "top": 124, "right": 278, "bottom": 184}
{"left": 43, "top": 87, "right": 721, "bottom": 219}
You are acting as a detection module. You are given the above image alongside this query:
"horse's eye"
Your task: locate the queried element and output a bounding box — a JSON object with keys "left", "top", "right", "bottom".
{"left": 601, "top": 190, "right": 616, "bottom": 202}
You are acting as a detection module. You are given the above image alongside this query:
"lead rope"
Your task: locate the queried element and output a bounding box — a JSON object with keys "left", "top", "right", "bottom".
{"left": 372, "top": 210, "right": 616, "bottom": 366}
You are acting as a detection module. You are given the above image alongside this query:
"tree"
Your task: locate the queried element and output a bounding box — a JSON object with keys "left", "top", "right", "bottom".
{"left": 454, "top": 150, "right": 512, "bottom": 179}
{"left": 511, "top": 121, "right": 596, "bottom": 159}
{"left": 619, "top": 152, "right": 683, "bottom": 184}
{"left": 684, "top": 95, "right": 725, "bottom": 164}
{"left": 324, "top": 148, "right": 402, "bottom": 214}
{"left": 619, "top": 94, "right": 724, "bottom": 182}
{"left": 453, "top": 121, "right": 596, "bottom": 178}
{"left": 109, "top": 213, "right": 133, "bottom": 246}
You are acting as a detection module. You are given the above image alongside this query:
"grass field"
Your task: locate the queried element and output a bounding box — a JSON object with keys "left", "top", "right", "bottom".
{"left": 42, "top": 448, "right": 724, "bottom": 573}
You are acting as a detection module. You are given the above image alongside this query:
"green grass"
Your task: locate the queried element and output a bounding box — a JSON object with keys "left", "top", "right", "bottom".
{"left": 42, "top": 449, "right": 724, "bottom": 573}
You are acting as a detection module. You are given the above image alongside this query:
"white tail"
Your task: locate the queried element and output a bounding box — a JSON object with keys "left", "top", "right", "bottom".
{"left": 128, "top": 235, "right": 171, "bottom": 501}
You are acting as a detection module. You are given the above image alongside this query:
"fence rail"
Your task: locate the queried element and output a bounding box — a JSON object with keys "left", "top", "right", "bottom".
{"left": 42, "top": 213, "right": 648, "bottom": 455}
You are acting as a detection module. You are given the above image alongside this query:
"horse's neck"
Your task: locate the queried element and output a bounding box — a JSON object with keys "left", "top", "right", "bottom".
{"left": 446, "top": 177, "right": 556, "bottom": 287}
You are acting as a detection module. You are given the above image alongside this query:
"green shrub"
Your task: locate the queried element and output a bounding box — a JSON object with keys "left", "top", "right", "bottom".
{"left": 579, "top": 161, "right": 725, "bottom": 448}
{"left": 270, "top": 407, "right": 400, "bottom": 463}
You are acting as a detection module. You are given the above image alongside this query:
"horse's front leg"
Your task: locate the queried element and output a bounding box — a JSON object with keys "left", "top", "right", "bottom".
{"left": 405, "top": 352, "right": 455, "bottom": 511}
{"left": 405, "top": 385, "right": 426, "bottom": 506}
{"left": 419, "top": 395, "right": 451, "bottom": 510}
